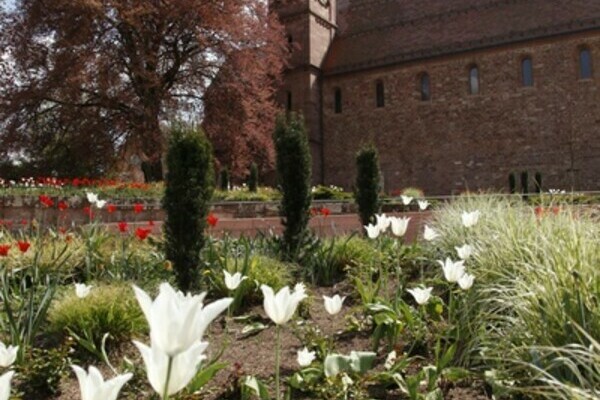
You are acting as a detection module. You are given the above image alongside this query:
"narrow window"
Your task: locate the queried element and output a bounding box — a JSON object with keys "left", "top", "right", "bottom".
{"left": 334, "top": 88, "right": 342, "bottom": 113}
{"left": 580, "top": 48, "right": 593, "bottom": 79}
{"left": 420, "top": 73, "right": 431, "bottom": 101}
{"left": 286, "top": 91, "right": 292, "bottom": 111}
{"left": 469, "top": 65, "right": 480, "bottom": 94}
{"left": 521, "top": 57, "right": 533, "bottom": 87}
{"left": 376, "top": 80, "right": 385, "bottom": 107}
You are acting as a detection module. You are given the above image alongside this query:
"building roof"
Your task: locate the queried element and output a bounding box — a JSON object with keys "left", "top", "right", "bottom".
{"left": 323, "top": 0, "right": 600, "bottom": 75}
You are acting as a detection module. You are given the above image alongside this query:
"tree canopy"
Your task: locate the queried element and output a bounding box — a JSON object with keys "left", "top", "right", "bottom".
{"left": 0, "top": 0, "right": 286, "bottom": 179}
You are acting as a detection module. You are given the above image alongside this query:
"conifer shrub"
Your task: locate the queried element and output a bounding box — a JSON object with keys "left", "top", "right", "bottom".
{"left": 509, "top": 172, "right": 516, "bottom": 194}
{"left": 534, "top": 171, "right": 542, "bottom": 194}
{"left": 355, "top": 145, "right": 381, "bottom": 227}
{"left": 220, "top": 167, "right": 230, "bottom": 191}
{"left": 521, "top": 171, "right": 529, "bottom": 200}
{"left": 248, "top": 162, "right": 259, "bottom": 192}
{"left": 273, "top": 113, "right": 312, "bottom": 259}
{"left": 163, "top": 125, "right": 214, "bottom": 291}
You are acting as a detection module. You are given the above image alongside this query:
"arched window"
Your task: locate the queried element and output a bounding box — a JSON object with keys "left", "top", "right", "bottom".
{"left": 521, "top": 57, "right": 534, "bottom": 87}
{"left": 580, "top": 48, "right": 593, "bottom": 79}
{"left": 334, "top": 88, "right": 342, "bottom": 113}
{"left": 286, "top": 91, "right": 292, "bottom": 111}
{"left": 375, "top": 81, "right": 385, "bottom": 107}
{"left": 420, "top": 73, "right": 431, "bottom": 101}
{"left": 469, "top": 65, "right": 480, "bottom": 94}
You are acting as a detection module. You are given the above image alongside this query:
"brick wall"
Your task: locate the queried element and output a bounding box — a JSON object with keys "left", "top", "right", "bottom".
{"left": 322, "top": 32, "right": 600, "bottom": 195}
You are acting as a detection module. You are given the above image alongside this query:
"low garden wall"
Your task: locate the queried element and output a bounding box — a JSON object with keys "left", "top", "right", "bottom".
{"left": 0, "top": 194, "right": 432, "bottom": 239}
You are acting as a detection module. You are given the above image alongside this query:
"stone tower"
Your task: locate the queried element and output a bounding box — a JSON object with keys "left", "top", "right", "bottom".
{"left": 272, "top": 0, "right": 338, "bottom": 184}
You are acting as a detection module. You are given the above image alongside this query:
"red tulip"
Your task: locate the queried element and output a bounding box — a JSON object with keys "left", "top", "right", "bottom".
{"left": 107, "top": 204, "right": 117, "bottom": 213}
{"left": 39, "top": 195, "right": 54, "bottom": 207}
{"left": 83, "top": 206, "right": 93, "bottom": 218}
{"left": 17, "top": 241, "right": 30, "bottom": 253}
{"left": 0, "top": 244, "right": 10, "bottom": 257}
{"left": 118, "top": 221, "right": 128, "bottom": 233}
{"left": 148, "top": 220, "right": 155, "bottom": 226}
{"left": 320, "top": 207, "right": 331, "bottom": 217}
{"left": 58, "top": 201, "right": 68, "bottom": 211}
{"left": 207, "top": 213, "right": 218, "bottom": 227}
{"left": 135, "top": 227, "right": 151, "bottom": 240}
{"left": 21, "top": 219, "right": 28, "bottom": 226}
{"left": 133, "top": 203, "right": 144, "bottom": 214}
{"left": 534, "top": 206, "right": 545, "bottom": 218}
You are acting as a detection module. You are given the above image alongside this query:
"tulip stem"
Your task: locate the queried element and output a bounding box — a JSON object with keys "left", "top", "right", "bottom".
{"left": 275, "top": 325, "right": 281, "bottom": 400}
{"left": 162, "top": 356, "right": 174, "bottom": 400}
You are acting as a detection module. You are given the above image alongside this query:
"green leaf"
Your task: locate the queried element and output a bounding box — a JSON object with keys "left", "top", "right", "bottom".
{"left": 187, "top": 362, "right": 228, "bottom": 393}
{"left": 241, "top": 322, "right": 267, "bottom": 336}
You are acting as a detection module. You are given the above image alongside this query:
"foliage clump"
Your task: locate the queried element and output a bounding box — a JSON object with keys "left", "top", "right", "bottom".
{"left": 273, "top": 113, "right": 312, "bottom": 260}
{"left": 47, "top": 284, "right": 146, "bottom": 349}
{"left": 163, "top": 125, "right": 214, "bottom": 291}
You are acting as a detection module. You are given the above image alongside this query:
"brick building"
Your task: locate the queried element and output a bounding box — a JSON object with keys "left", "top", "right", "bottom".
{"left": 273, "top": 0, "right": 600, "bottom": 195}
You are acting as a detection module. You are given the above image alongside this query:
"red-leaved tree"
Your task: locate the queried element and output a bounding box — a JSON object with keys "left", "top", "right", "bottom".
{"left": 0, "top": 0, "right": 286, "bottom": 180}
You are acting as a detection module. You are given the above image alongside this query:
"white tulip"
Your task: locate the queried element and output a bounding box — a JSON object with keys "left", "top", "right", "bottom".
{"left": 384, "top": 350, "right": 397, "bottom": 370}
{"left": 94, "top": 200, "right": 107, "bottom": 209}
{"left": 461, "top": 210, "right": 481, "bottom": 228}
{"left": 418, "top": 200, "right": 430, "bottom": 211}
{"left": 458, "top": 273, "right": 475, "bottom": 290}
{"left": 223, "top": 271, "right": 247, "bottom": 291}
{"left": 390, "top": 217, "right": 410, "bottom": 237}
{"left": 72, "top": 365, "right": 132, "bottom": 400}
{"left": 323, "top": 294, "right": 346, "bottom": 315}
{"left": 86, "top": 192, "right": 99, "bottom": 204}
{"left": 423, "top": 225, "right": 440, "bottom": 241}
{"left": 364, "top": 223, "right": 380, "bottom": 239}
{"left": 438, "top": 258, "right": 466, "bottom": 283}
{"left": 455, "top": 244, "right": 473, "bottom": 260}
{"left": 297, "top": 347, "right": 316, "bottom": 367}
{"left": 75, "top": 283, "right": 92, "bottom": 299}
{"left": 407, "top": 287, "right": 433, "bottom": 305}
{"left": 261, "top": 284, "right": 307, "bottom": 325}
{"left": 133, "top": 340, "right": 207, "bottom": 397}
{"left": 0, "top": 370, "right": 15, "bottom": 400}
{"left": 375, "top": 213, "right": 391, "bottom": 233}
{"left": 0, "top": 342, "right": 18, "bottom": 368}
{"left": 133, "top": 283, "right": 232, "bottom": 357}
{"left": 401, "top": 195, "right": 413, "bottom": 206}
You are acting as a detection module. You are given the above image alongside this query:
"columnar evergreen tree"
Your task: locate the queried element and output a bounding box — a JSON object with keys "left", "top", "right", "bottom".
{"left": 248, "top": 163, "right": 259, "bottom": 192}
{"left": 163, "top": 125, "right": 214, "bottom": 292}
{"left": 220, "top": 167, "right": 230, "bottom": 191}
{"left": 355, "top": 145, "right": 381, "bottom": 228}
{"left": 534, "top": 172, "right": 543, "bottom": 194}
{"left": 274, "top": 114, "right": 312, "bottom": 259}
{"left": 509, "top": 172, "right": 517, "bottom": 194}
{"left": 521, "top": 171, "right": 529, "bottom": 200}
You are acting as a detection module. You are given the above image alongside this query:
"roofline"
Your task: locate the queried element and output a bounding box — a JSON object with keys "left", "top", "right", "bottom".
{"left": 323, "top": 21, "right": 600, "bottom": 77}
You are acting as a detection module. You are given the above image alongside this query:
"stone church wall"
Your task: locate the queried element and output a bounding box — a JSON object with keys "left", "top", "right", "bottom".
{"left": 322, "top": 32, "right": 600, "bottom": 195}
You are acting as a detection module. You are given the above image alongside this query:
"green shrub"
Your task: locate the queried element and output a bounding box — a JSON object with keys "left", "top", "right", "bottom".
{"left": 16, "top": 344, "right": 71, "bottom": 398}
{"left": 355, "top": 145, "right": 381, "bottom": 227}
{"left": 520, "top": 171, "right": 529, "bottom": 199}
{"left": 401, "top": 187, "right": 424, "bottom": 199}
{"left": 311, "top": 185, "right": 352, "bottom": 200}
{"left": 508, "top": 172, "right": 516, "bottom": 194}
{"left": 47, "top": 284, "right": 146, "bottom": 350}
{"left": 248, "top": 163, "right": 259, "bottom": 192}
{"left": 534, "top": 171, "right": 542, "bottom": 194}
{"left": 163, "top": 125, "right": 214, "bottom": 291}
{"left": 274, "top": 113, "right": 312, "bottom": 260}
{"left": 220, "top": 167, "right": 230, "bottom": 191}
